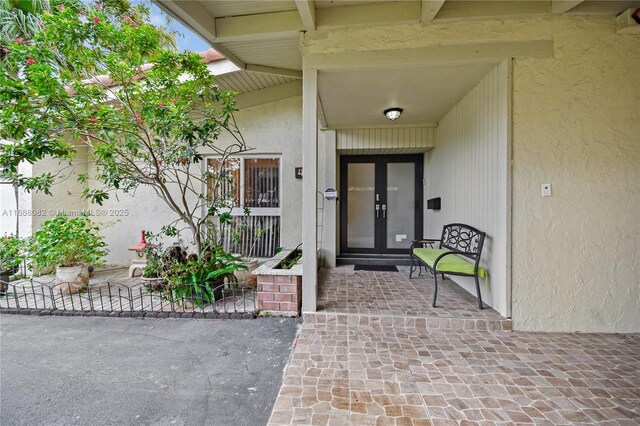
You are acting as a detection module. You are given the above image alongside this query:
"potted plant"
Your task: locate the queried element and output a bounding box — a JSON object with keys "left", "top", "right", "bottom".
{"left": 29, "top": 215, "right": 107, "bottom": 294}
{"left": 141, "top": 250, "right": 164, "bottom": 291}
{"left": 163, "top": 244, "right": 247, "bottom": 307}
{"left": 0, "top": 234, "right": 25, "bottom": 293}
{"left": 231, "top": 223, "right": 268, "bottom": 288}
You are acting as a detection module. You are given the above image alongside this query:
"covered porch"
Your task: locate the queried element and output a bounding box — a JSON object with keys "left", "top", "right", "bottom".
{"left": 317, "top": 266, "right": 510, "bottom": 331}
{"left": 303, "top": 57, "right": 514, "bottom": 318}
{"left": 156, "top": 0, "right": 640, "bottom": 333}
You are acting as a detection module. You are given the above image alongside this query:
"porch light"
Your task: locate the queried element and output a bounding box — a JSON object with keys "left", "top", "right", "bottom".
{"left": 384, "top": 108, "right": 403, "bottom": 121}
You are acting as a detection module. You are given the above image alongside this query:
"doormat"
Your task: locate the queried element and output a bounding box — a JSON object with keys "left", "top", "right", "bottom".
{"left": 354, "top": 265, "right": 399, "bottom": 272}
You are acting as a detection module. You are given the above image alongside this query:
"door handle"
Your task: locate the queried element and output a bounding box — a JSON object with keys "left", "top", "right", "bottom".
{"left": 382, "top": 204, "right": 387, "bottom": 219}
{"left": 375, "top": 204, "right": 380, "bottom": 218}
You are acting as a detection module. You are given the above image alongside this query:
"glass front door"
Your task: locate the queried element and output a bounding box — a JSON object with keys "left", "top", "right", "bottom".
{"left": 340, "top": 155, "right": 423, "bottom": 255}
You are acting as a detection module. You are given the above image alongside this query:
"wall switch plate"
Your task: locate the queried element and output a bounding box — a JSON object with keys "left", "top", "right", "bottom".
{"left": 541, "top": 183, "right": 552, "bottom": 197}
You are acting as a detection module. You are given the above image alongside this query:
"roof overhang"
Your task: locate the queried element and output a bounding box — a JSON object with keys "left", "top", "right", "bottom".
{"left": 153, "top": 0, "right": 639, "bottom": 125}
{"left": 154, "top": 0, "right": 638, "bottom": 76}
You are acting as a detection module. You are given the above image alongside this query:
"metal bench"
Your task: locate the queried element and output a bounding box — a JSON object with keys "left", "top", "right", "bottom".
{"left": 409, "top": 223, "right": 486, "bottom": 309}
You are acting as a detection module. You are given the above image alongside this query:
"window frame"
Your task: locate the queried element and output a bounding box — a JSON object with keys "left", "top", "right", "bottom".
{"left": 205, "top": 154, "right": 283, "bottom": 218}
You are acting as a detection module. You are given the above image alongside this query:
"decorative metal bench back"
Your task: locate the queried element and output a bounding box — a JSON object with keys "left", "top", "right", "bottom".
{"left": 440, "top": 223, "right": 485, "bottom": 260}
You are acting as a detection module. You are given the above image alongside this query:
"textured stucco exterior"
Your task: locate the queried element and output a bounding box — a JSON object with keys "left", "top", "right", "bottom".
{"left": 93, "top": 96, "right": 302, "bottom": 265}
{"left": 28, "top": 97, "right": 302, "bottom": 266}
{"left": 30, "top": 150, "right": 88, "bottom": 233}
{"left": 510, "top": 20, "right": 640, "bottom": 332}
{"left": 17, "top": 13, "right": 640, "bottom": 332}
{"left": 1, "top": 163, "right": 33, "bottom": 237}
{"left": 304, "top": 15, "right": 640, "bottom": 332}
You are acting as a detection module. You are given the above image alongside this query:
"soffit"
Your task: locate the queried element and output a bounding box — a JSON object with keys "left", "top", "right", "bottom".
{"left": 216, "top": 70, "right": 298, "bottom": 94}
{"left": 221, "top": 38, "right": 303, "bottom": 71}
{"left": 202, "top": 1, "right": 297, "bottom": 18}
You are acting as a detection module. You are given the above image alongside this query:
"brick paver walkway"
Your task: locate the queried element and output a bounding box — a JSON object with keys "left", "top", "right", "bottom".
{"left": 270, "top": 314, "right": 639, "bottom": 425}
{"left": 269, "top": 268, "right": 640, "bottom": 425}
{"left": 318, "top": 266, "right": 501, "bottom": 319}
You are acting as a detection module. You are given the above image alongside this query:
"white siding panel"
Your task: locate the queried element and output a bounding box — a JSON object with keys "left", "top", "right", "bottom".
{"left": 425, "top": 61, "right": 510, "bottom": 317}
{"left": 215, "top": 70, "right": 296, "bottom": 94}
{"left": 336, "top": 127, "right": 435, "bottom": 154}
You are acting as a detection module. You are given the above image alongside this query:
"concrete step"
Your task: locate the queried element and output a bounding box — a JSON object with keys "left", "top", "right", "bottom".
{"left": 303, "top": 312, "right": 512, "bottom": 332}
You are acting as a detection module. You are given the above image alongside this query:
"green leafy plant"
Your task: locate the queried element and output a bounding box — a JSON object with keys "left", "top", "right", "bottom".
{"left": 0, "top": 0, "right": 83, "bottom": 53}
{"left": 0, "top": 234, "right": 26, "bottom": 273}
{"left": 29, "top": 214, "right": 107, "bottom": 270}
{"left": 230, "top": 217, "right": 268, "bottom": 259}
{"left": 0, "top": 0, "right": 248, "bottom": 255}
{"left": 278, "top": 244, "right": 302, "bottom": 270}
{"left": 162, "top": 244, "right": 247, "bottom": 307}
{"left": 142, "top": 257, "right": 159, "bottom": 279}
{"left": 279, "top": 251, "right": 302, "bottom": 270}
{"left": 139, "top": 234, "right": 162, "bottom": 279}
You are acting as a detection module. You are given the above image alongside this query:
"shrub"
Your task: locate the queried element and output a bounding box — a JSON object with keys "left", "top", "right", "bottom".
{"left": 29, "top": 214, "right": 107, "bottom": 270}
{"left": 0, "top": 234, "right": 26, "bottom": 273}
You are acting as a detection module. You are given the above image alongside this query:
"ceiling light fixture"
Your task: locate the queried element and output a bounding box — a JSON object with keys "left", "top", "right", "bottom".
{"left": 384, "top": 107, "right": 403, "bottom": 121}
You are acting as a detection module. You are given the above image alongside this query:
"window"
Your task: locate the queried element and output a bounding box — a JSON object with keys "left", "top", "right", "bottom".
{"left": 207, "top": 156, "right": 281, "bottom": 257}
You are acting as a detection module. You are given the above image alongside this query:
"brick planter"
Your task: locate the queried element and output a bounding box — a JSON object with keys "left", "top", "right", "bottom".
{"left": 256, "top": 275, "right": 302, "bottom": 316}
{"left": 253, "top": 249, "right": 303, "bottom": 317}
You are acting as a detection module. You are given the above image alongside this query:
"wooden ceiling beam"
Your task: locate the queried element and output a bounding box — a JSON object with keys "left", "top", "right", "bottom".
{"left": 295, "top": 0, "right": 316, "bottom": 31}
{"left": 235, "top": 81, "right": 302, "bottom": 110}
{"left": 303, "top": 40, "right": 554, "bottom": 70}
{"left": 421, "top": 0, "right": 446, "bottom": 22}
{"left": 214, "top": 11, "right": 303, "bottom": 43}
{"left": 155, "top": 1, "right": 216, "bottom": 42}
{"left": 551, "top": 0, "right": 584, "bottom": 14}
{"left": 245, "top": 64, "right": 303, "bottom": 79}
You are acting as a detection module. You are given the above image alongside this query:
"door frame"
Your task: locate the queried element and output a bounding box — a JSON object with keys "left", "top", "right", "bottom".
{"left": 339, "top": 154, "right": 423, "bottom": 255}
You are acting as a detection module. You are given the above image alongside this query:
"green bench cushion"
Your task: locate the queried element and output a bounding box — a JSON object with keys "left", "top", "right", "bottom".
{"left": 413, "top": 248, "right": 487, "bottom": 278}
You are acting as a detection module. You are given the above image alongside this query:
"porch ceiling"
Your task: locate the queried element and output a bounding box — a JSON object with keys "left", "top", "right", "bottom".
{"left": 155, "top": 0, "right": 639, "bottom": 77}
{"left": 318, "top": 62, "right": 498, "bottom": 128}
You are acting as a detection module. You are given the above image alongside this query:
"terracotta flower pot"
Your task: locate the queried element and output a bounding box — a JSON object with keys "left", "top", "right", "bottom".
{"left": 141, "top": 276, "right": 165, "bottom": 291}
{"left": 234, "top": 257, "right": 259, "bottom": 288}
{"left": 55, "top": 264, "right": 90, "bottom": 294}
{"left": 0, "top": 271, "right": 11, "bottom": 294}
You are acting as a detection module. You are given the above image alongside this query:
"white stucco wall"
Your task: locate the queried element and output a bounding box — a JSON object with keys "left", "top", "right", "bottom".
{"left": 1, "top": 163, "right": 33, "bottom": 237}
{"left": 425, "top": 61, "right": 510, "bottom": 317}
{"left": 304, "top": 15, "right": 640, "bottom": 332}
{"left": 86, "top": 96, "right": 303, "bottom": 265}
{"left": 30, "top": 150, "right": 88, "bottom": 232}
{"left": 202, "top": 95, "right": 303, "bottom": 253}
{"left": 511, "top": 20, "right": 640, "bottom": 332}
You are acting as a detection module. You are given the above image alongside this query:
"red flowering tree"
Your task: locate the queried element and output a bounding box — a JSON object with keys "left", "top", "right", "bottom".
{"left": 0, "top": 1, "right": 248, "bottom": 254}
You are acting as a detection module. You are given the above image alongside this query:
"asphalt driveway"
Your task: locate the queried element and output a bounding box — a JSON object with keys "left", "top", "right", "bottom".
{"left": 0, "top": 315, "right": 300, "bottom": 426}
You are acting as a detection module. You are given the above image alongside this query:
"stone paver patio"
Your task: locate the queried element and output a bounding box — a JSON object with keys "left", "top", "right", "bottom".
{"left": 318, "top": 266, "right": 509, "bottom": 331}
{"left": 270, "top": 314, "right": 639, "bottom": 425}
{"left": 269, "top": 268, "right": 640, "bottom": 425}
{"left": 318, "top": 266, "right": 500, "bottom": 319}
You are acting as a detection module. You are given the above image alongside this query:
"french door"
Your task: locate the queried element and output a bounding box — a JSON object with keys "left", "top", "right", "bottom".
{"left": 340, "top": 155, "right": 423, "bottom": 255}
